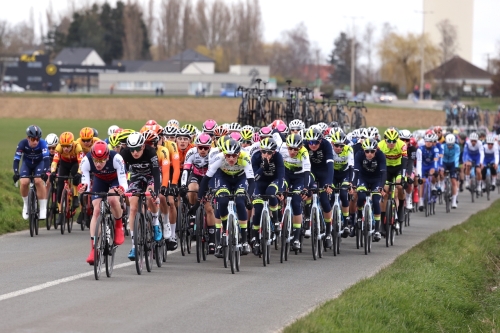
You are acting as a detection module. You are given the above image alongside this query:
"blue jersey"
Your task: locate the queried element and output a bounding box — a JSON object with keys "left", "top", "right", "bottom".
{"left": 13, "top": 138, "right": 50, "bottom": 173}
{"left": 418, "top": 145, "right": 439, "bottom": 169}
{"left": 442, "top": 143, "right": 460, "bottom": 168}
{"left": 306, "top": 140, "right": 334, "bottom": 181}
{"left": 435, "top": 142, "right": 443, "bottom": 166}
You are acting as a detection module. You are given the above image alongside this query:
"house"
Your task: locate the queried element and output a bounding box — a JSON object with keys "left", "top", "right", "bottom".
{"left": 54, "top": 48, "right": 105, "bottom": 66}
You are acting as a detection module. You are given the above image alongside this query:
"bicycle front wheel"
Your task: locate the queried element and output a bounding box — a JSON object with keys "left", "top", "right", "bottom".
{"left": 228, "top": 216, "right": 236, "bottom": 274}
{"left": 105, "top": 215, "right": 116, "bottom": 278}
{"left": 332, "top": 205, "right": 339, "bottom": 256}
{"left": 94, "top": 215, "right": 105, "bottom": 280}
{"left": 261, "top": 213, "right": 268, "bottom": 267}
{"left": 46, "top": 186, "right": 53, "bottom": 230}
{"left": 144, "top": 213, "right": 154, "bottom": 273}
{"left": 195, "top": 206, "right": 203, "bottom": 263}
{"left": 134, "top": 214, "right": 145, "bottom": 275}
{"left": 364, "top": 205, "right": 372, "bottom": 255}
{"left": 28, "top": 188, "right": 36, "bottom": 237}
{"left": 311, "top": 209, "right": 318, "bottom": 260}
{"left": 385, "top": 201, "right": 391, "bottom": 248}
{"left": 60, "top": 189, "right": 68, "bottom": 235}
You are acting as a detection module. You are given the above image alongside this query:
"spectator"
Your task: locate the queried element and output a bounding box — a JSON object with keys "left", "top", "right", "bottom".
{"left": 493, "top": 108, "right": 500, "bottom": 134}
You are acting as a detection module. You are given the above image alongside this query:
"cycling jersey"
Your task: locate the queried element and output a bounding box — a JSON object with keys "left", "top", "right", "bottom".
{"left": 181, "top": 147, "right": 210, "bottom": 186}
{"left": 251, "top": 151, "right": 285, "bottom": 191}
{"left": 306, "top": 140, "right": 334, "bottom": 181}
{"left": 483, "top": 142, "right": 499, "bottom": 165}
{"left": 120, "top": 145, "right": 161, "bottom": 194}
{"left": 353, "top": 149, "right": 387, "bottom": 186}
{"left": 332, "top": 144, "right": 354, "bottom": 172}
{"left": 377, "top": 139, "right": 408, "bottom": 167}
{"left": 163, "top": 140, "right": 180, "bottom": 185}
{"left": 406, "top": 145, "right": 417, "bottom": 174}
{"left": 51, "top": 142, "right": 85, "bottom": 173}
{"left": 157, "top": 145, "right": 170, "bottom": 187}
{"left": 463, "top": 140, "right": 484, "bottom": 165}
{"left": 442, "top": 143, "right": 460, "bottom": 167}
{"left": 178, "top": 143, "right": 195, "bottom": 168}
{"left": 13, "top": 138, "right": 50, "bottom": 175}
{"left": 416, "top": 145, "right": 439, "bottom": 177}
{"left": 76, "top": 137, "right": 101, "bottom": 154}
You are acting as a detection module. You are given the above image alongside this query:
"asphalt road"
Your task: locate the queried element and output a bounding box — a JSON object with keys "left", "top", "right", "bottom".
{"left": 0, "top": 190, "right": 497, "bottom": 333}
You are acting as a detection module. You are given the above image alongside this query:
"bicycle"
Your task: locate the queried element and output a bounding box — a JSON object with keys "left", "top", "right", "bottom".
{"left": 218, "top": 192, "right": 244, "bottom": 274}
{"left": 154, "top": 213, "right": 167, "bottom": 267}
{"left": 83, "top": 191, "right": 121, "bottom": 280}
{"left": 20, "top": 175, "right": 40, "bottom": 237}
{"left": 194, "top": 192, "right": 213, "bottom": 263}
{"left": 308, "top": 187, "right": 325, "bottom": 260}
{"left": 356, "top": 187, "right": 377, "bottom": 255}
{"left": 279, "top": 191, "right": 294, "bottom": 263}
{"left": 56, "top": 175, "right": 75, "bottom": 235}
{"left": 253, "top": 194, "right": 276, "bottom": 267}
{"left": 177, "top": 192, "right": 195, "bottom": 256}
{"left": 383, "top": 181, "right": 401, "bottom": 247}
{"left": 483, "top": 163, "right": 493, "bottom": 201}
{"left": 349, "top": 101, "right": 368, "bottom": 129}
{"left": 330, "top": 185, "right": 343, "bottom": 256}
{"left": 422, "top": 175, "right": 436, "bottom": 217}
{"left": 468, "top": 161, "right": 479, "bottom": 202}
{"left": 46, "top": 176, "right": 57, "bottom": 230}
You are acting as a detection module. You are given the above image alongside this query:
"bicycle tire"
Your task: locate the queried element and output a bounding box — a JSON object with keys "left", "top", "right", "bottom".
{"left": 356, "top": 212, "right": 361, "bottom": 249}
{"left": 332, "top": 205, "right": 339, "bottom": 256}
{"left": 195, "top": 206, "right": 203, "bottom": 263}
{"left": 28, "top": 188, "right": 36, "bottom": 237}
{"left": 178, "top": 202, "right": 187, "bottom": 256}
{"left": 228, "top": 216, "right": 236, "bottom": 274}
{"left": 470, "top": 178, "right": 476, "bottom": 203}
{"left": 486, "top": 173, "right": 491, "bottom": 201}
{"left": 223, "top": 232, "right": 228, "bottom": 269}
{"left": 324, "top": 109, "right": 334, "bottom": 124}
{"left": 94, "top": 215, "right": 104, "bottom": 280}
{"left": 67, "top": 196, "right": 73, "bottom": 234}
{"left": 390, "top": 203, "right": 396, "bottom": 246}
{"left": 186, "top": 230, "right": 192, "bottom": 254}
{"left": 134, "top": 213, "right": 144, "bottom": 275}
{"left": 155, "top": 242, "right": 163, "bottom": 268}
{"left": 145, "top": 213, "right": 154, "bottom": 273}
{"left": 281, "top": 213, "right": 289, "bottom": 263}
{"left": 424, "top": 183, "right": 429, "bottom": 217}
{"left": 60, "top": 189, "right": 68, "bottom": 235}
{"left": 311, "top": 208, "right": 318, "bottom": 260}
{"left": 261, "top": 213, "right": 268, "bottom": 267}
{"left": 105, "top": 215, "right": 116, "bottom": 277}
{"left": 385, "top": 200, "right": 391, "bottom": 248}
{"left": 46, "top": 186, "right": 53, "bottom": 230}
{"left": 364, "top": 205, "right": 371, "bottom": 255}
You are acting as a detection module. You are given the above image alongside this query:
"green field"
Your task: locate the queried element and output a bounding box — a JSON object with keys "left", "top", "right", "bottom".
{"left": 285, "top": 200, "right": 500, "bottom": 333}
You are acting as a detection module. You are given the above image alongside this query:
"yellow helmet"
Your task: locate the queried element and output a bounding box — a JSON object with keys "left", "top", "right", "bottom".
{"left": 60, "top": 132, "right": 74, "bottom": 145}
{"left": 79, "top": 127, "right": 94, "bottom": 140}
{"left": 384, "top": 127, "right": 399, "bottom": 141}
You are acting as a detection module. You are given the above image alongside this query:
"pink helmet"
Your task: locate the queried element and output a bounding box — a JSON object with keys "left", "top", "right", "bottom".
{"left": 276, "top": 123, "right": 289, "bottom": 134}
{"left": 194, "top": 133, "right": 213, "bottom": 146}
{"left": 202, "top": 119, "right": 218, "bottom": 133}
{"left": 252, "top": 133, "right": 261, "bottom": 143}
{"left": 230, "top": 131, "right": 243, "bottom": 143}
{"left": 259, "top": 126, "right": 273, "bottom": 138}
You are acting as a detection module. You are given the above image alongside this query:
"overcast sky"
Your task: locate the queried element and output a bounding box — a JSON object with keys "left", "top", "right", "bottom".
{"left": 1, "top": 0, "right": 498, "bottom": 68}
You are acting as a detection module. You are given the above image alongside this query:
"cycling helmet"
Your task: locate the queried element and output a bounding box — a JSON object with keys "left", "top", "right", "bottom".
{"left": 166, "top": 119, "right": 180, "bottom": 128}
{"left": 107, "top": 125, "right": 119, "bottom": 136}
{"left": 469, "top": 132, "right": 478, "bottom": 141}
{"left": 384, "top": 127, "right": 399, "bottom": 141}
{"left": 271, "top": 119, "right": 285, "bottom": 129}
{"left": 148, "top": 124, "right": 163, "bottom": 137}
{"left": 91, "top": 140, "right": 109, "bottom": 159}
{"left": 240, "top": 129, "right": 253, "bottom": 141}
{"left": 259, "top": 126, "right": 273, "bottom": 138}
{"left": 276, "top": 123, "right": 289, "bottom": 134}
{"left": 305, "top": 127, "right": 323, "bottom": 141}
{"left": 203, "top": 119, "right": 218, "bottom": 133}
{"left": 195, "top": 133, "right": 213, "bottom": 146}
{"left": 359, "top": 128, "right": 370, "bottom": 139}
{"left": 316, "top": 122, "right": 328, "bottom": 133}
{"left": 228, "top": 122, "right": 242, "bottom": 132}
{"left": 117, "top": 129, "right": 135, "bottom": 144}
{"left": 486, "top": 134, "right": 495, "bottom": 144}
{"left": 458, "top": 132, "right": 467, "bottom": 140}
{"left": 260, "top": 138, "right": 277, "bottom": 151}
{"left": 221, "top": 138, "right": 241, "bottom": 155}
{"left": 163, "top": 125, "right": 178, "bottom": 137}
{"left": 431, "top": 133, "right": 439, "bottom": 142}
{"left": 241, "top": 125, "right": 254, "bottom": 132}
{"left": 410, "top": 137, "right": 418, "bottom": 147}
{"left": 93, "top": 128, "right": 99, "bottom": 137}
{"left": 252, "top": 133, "right": 260, "bottom": 143}
{"left": 145, "top": 119, "right": 158, "bottom": 126}
{"left": 26, "top": 125, "right": 42, "bottom": 139}
{"left": 214, "top": 126, "right": 229, "bottom": 138}
{"left": 176, "top": 127, "right": 192, "bottom": 138}
{"left": 330, "top": 131, "right": 347, "bottom": 145}
{"left": 230, "top": 131, "right": 243, "bottom": 143}
{"left": 253, "top": 126, "right": 261, "bottom": 133}
{"left": 329, "top": 121, "right": 339, "bottom": 128}
{"left": 182, "top": 124, "right": 197, "bottom": 135}
{"left": 362, "top": 138, "right": 378, "bottom": 150}
{"left": 351, "top": 129, "right": 360, "bottom": 139}
{"left": 399, "top": 129, "right": 412, "bottom": 140}
{"left": 424, "top": 133, "right": 434, "bottom": 142}
{"left": 127, "top": 132, "right": 145, "bottom": 148}
{"left": 289, "top": 119, "right": 305, "bottom": 131}
{"left": 434, "top": 126, "right": 442, "bottom": 133}
{"left": 140, "top": 128, "right": 159, "bottom": 144}
{"left": 332, "top": 126, "right": 344, "bottom": 134}
{"left": 368, "top": 126, "right": 379, "bottom": 138}
{"left": 59, "top": 132, "right": 74, "bottom": 145}
{"left": 286, "top": 133, "right": 303, "bottom": 148}
{"left": 45, "top": 133, "right": 59, "bottom": 146}
{"left": 109, "top": 133, "right": 121, "bottom": 148}
{"left": 445, "top": 134, "right": 456, "bottom": 144}
{"left": 80, "top": 127, "right": 94, "bottom": 140}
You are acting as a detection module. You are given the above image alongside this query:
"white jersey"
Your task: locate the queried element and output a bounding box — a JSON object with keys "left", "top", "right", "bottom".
{"left": 205, "top": 151, "right": 254, "bottom": 178}
{"left": 278, "top": 145, "right": 311, "bottom": 174}
{"left": 181, "top": 147, "right": 210, "bottom": 185}
{"left": 248, "top": 142, "right": 260, "bottom": 157}
{"left": 483, "top": 142, "right": 499, "bottom": 165}
{"left": 80, "top": 153, "right": 128, "bottom": 191}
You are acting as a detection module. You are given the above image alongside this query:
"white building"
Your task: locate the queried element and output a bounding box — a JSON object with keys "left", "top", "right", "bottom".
{"left": 423, "top": 0, "right": 474, "bottom": 62}
{"left": 54, "top": 48, "right": 105, "bottom": 66}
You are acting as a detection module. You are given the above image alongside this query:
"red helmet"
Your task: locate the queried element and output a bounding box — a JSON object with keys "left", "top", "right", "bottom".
{"left": 271, "top": 119, "right": 285, "bottom": 129}
{"left": 145, "top": 120, "right": 158, "bottom": 126}
{"left": 410, "top": 137, "right": 418, "bottom": 148}
{"left": 91, "top": 141, "right": 110, "bottom": 160}
{"left": 433, "top": 126, "right": 442, "bottom": 133}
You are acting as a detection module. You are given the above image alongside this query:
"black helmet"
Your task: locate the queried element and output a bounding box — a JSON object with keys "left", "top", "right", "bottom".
{"left": 26, "top": 125, "right": 42, "bottom": 139}
{"left": 93, "top": 128, "right": 99, "bottom": 137}
{"left": 329, "top": 121, "right": 339, "bottom": 128}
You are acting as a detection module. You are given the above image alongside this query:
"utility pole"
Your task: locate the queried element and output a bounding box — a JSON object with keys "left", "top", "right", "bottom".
{"left": 415, "top": 10, "right": 432, "bottom": 101}
{"left": 344, "top": 16, "right": 363, "bottom": 98}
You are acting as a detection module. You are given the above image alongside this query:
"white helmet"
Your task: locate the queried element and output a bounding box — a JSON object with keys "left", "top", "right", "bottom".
{"left": 45, "top": 133, "right": 59, "bottom": 146}
{"left": 445, "top": 134, "right": 456, "bottom": 144}
{"left": 107, "top": 125, "right": 119, "bottom": 136}
{"left": 166, "top": 119, "right": 180, "bottom": 128}
{"left": 486, "top": 134, "right": 495, "bottom": 144}
{"left": 399, "top": 129, "right": 412, "bottom": 140}
{"left": 289, "top": 119, "right": 305, "bottom": 130}
{"left": 469, "top": 132, "right": 478, "bottom": 141}
{"left": 241, "top": 125, "right": 254, "bottom": 132}
{"left": 228, "top": 122, "right": 241, "bottom": 132}
{"left": 359, "top": 128, "right": 370, "bottom": 139}
{"left": 126, "top": 132, "right": 145, "bottom": 148}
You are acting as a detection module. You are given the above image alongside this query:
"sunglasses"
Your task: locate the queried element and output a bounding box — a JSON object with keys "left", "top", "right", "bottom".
{"left": 261, "top": 150, "right": 274, "bottom": 155}
{"left": 82, "top": 139, "right": 92, "bottom": 143}
{"left": 166, "top": 136, "right": 176, "bottom": 141}
{"left": 130, "top": 146, "right": 142, "bottom": 152}
{"left": 93, "top": 158, "right": 107, "bottom": 164}
{"left": 198, "top": 146, "right": 210, "bottom": 151}
{"left": 386, "top": 139, "right": 397, "bottom": 144}
{"left": 242, "top": 140, "right": 252, "bottom": 145}
{"left": 225, "top": 153, "right": 239, "bottom": 159}
{"left": 471, "top": 140, "right": 477, "bottom": 143}
{"left": 28, "top": 137, "right": 40, "bottom": 142}
{"left": 364, "top": 149, "right": 376, "bottom": 154}
{"left": 48, "top": 146, "right": 56, "bottom": 150}
{"left": 308, "top": 140, "right": 321, "bottom": 145}
{"left": 287, "top": 147, "right": 299, "bottom": 152}
{"left": 333, "top": 144, "right": 344, "bottom": 148}
{"left": 61, "top": 144, "right": 72, "bottom": 148}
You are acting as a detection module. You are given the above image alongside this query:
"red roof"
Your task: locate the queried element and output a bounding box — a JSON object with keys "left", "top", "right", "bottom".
{"left": 302, "top": 64, "right": 332, "bottom": 83}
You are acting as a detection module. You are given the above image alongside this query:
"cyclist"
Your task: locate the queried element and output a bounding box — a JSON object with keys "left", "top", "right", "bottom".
{"left": 78, "top": 141, "right": 128, "bottom": 264}
{"left": 457, "top": 132, "right": 467, "bottom": 192}
{"left": 13, "top": 125, "right": 50, "bottom": 220}
{"left": 250, "top": 137, "right": 285, "bottom": 255}
{"left": 481, "top": 134, "right": 498, "bottom": 192}
{"left": 77, "top": 127, "right": 100, "bottom": 154}
{"left": 353, "top": 138, "right": 386, "bottom": 242}
{"left": 278, "top": 133, "right": 311, "bottom": 251}
{"left": 105, "top": 125, "right": 119, "bottom": 144}
{"left": 304, "top": 127, "right": 334, "bottom": 248}
{"left": 177, "top": 128, "right": 195, "bottom": 168}
{"left": 191, "top": 138, "right": 255, "bottom": 256}
{"left": 180, "top": 133, "right": 217, "bottom": 253}
{"left": 166, "top": 119, "right": 180, "bottom": 128}
{"left": 49, "top": 132, "right": 85, "bottom": 217}
{"left": 329, "top": 130, "right": 355, "bottom": 237}
{"left": 377, "top": 127, "right": 409, "bottom": 231}
{"left": 463, "top": 132, "right": 484, "bottom": 192}
{"left": 416, "top": 133, "right": 440, "bottom": 211}
{"left": 120, "top": 132, "right": 162, "bottom": 260}
{"left": 399, "top": 129, "right": 416, "bottom": 209}
{"left": 442, "top": 133, "right": 460, "bottom": 208}
{"left": 44, "top": 133, "right": 59, "bottom": 199}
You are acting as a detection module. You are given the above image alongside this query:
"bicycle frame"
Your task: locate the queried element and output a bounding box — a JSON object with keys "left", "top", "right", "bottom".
{"left": 331, "top": 186, "right": 342, "bottom": 256}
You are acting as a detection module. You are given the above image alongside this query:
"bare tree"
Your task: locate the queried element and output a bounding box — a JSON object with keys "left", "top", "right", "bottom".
{"left": 158, "top": 0, "right": 183, "bottom": 59}
{"left": 361, "top": 22, "right": 376, "bottom": 86}
{"left": 437, "top": 19, "right": 458, "bottom": 63}
{"left": 122, "top": 1, "right": 145, "bottom": 60}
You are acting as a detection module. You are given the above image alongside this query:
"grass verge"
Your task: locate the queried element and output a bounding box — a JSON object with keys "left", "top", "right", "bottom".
{"left": 284, "top": 200, "right": 500, "bottom": 333}
{"left": 0, "top": 170, "right": 29, "bottom": 234}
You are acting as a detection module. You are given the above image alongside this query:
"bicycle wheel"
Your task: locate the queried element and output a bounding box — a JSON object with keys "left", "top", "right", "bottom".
{"left": 444, "top": 181, "right": 451, "bottom": 213}
{"left": 356, "top": 212, "right": 361, "bottom": 249}
{"left": 46, "top": 186, "right": 53, "bottom": 230}
{"left": 261, "top": 213, "right": 268, "bottom": 267}
{"left": 470, "top": 178, "right": 476, "bottom": 203}
{"left": 324, "top": 109, "right": 334, "bottom": 124}
{"left": 486, "top": 173, "right": 491, "bottom": 201}
{"left": 228, "top": 216, "right": 236, "bottom": 274}
{"left": 105, "top": 216, "right": 116, "bottom": 277}
{"left": 94, "top": 215, "right": 105, "bottom": 280}
{"left": 134, "top": 213, "right": 145, "bottom": 275}
{"left": 28, "top": 188, "right": 36, "bottom": 237}
{"left": 60, "top": 189, "right": 68, "bottom": 235}
{"left": 186, "top": 229, "right": 192, "bottom": 254}
{"left": 385, "top": 201, "right": 391, "bottom": 248}
{"left": 311, "top": 208, "right": 318, "bottom": 260}
{"left": 195, "top": 206, "right": 203, "bottom": 263}
{"left": 424, "top": 183, "right": 429, "bottom": 217}
{"left": 223, "top": 232, "right": 228, "bottom": 269}
{"left": 390, "top": 203, "right": 396, "bottom": 246}
{"left": 332, "top": 206, "right": 339, "bottom": 256}
{"left": 155, "top": 242, "right": 163, "bottom": 268}
{"left": 67, "top": 197, "right": 73, "bottom": 233}
{"left": 178, "top": 202, "right": 187, "bottom": 256}
{"left": 364, "top": 205, "right": 372, "bottom": 255}
{"left": 280, "top": 213, "right": 289, "bottom": 263}
{"left": 144, "top": 213, "right": 154, "bottom": 273}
